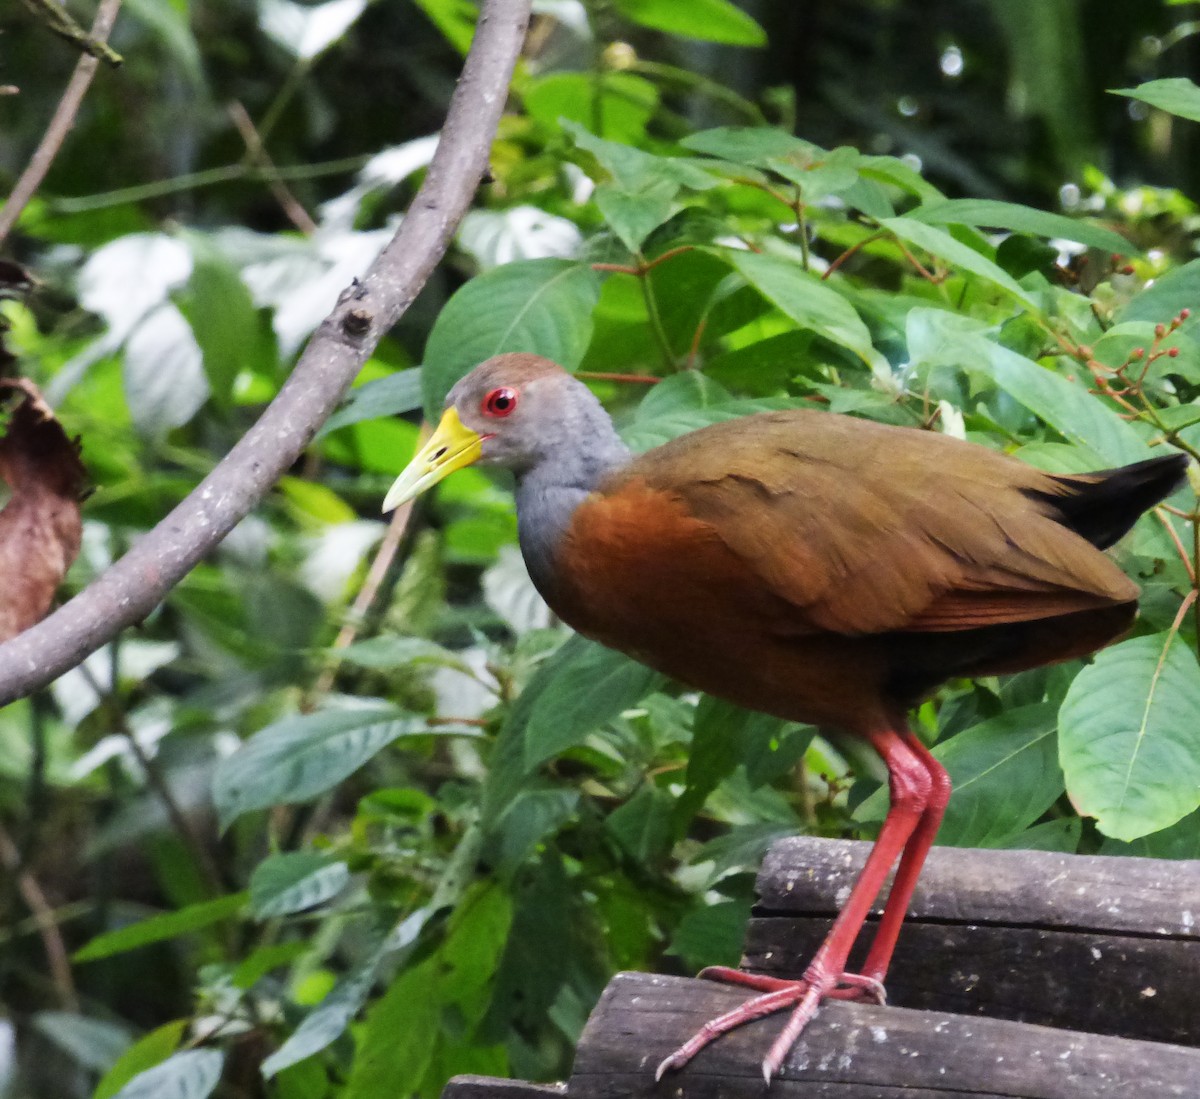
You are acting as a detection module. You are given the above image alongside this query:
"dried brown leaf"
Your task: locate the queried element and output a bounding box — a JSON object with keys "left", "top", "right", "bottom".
{"left": 0, "top": 378, "right": 87, "bottom": 641}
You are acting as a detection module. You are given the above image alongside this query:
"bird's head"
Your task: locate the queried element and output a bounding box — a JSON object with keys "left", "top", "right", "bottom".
{"left": 383, "top": 353, "right": 597, "bottom": 512}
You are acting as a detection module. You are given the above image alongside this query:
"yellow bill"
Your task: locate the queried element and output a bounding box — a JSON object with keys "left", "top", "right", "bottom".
{"left": 382, "top": 407, "right": 485, "bottom": 512}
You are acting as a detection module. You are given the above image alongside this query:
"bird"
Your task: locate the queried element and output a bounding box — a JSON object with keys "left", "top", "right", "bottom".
{"left": 382, "top": 351, "right": 1187, "bottom": 1082}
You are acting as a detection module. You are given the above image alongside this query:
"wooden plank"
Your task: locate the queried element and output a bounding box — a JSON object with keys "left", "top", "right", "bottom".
{"left": 442, "top": 1076, "right": 565, "bottom": 1099}
{"left": 569, "top": 972, "right": 1200, "bottom": 1099}
{"left": 757, "top": 837, "right": 1200, "bottom": 936}
{"left": 747, "top": 837, "right": 1200, "bottom": 1044}
{"left": 743, "top": 917, "right": 1200, "bottom": 1045}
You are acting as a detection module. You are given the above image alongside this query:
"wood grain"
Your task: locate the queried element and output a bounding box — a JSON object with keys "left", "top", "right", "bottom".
{"left": 569, "top": 972, "right": 1200, "bottom": 1099}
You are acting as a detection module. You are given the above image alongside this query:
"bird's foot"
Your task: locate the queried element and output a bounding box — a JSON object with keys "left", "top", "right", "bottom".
{"left": 654, "top": 968, "right": 886, "bottom": 1083}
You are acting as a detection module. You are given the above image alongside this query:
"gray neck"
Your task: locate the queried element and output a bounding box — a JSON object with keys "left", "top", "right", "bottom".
{"left": 515, "top": 414, "right": 630, "bottom": 600}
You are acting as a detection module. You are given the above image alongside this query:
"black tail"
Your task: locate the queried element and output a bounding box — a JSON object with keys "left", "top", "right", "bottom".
{"left": 1032, "top": 452, "right": 1189, "bottom": 550}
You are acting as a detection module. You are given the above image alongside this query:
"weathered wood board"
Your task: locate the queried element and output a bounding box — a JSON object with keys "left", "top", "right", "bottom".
{"left": 745, "top": 837, "right": 1200, "bottom": 1045}
{"left": 569, "top": 972, "right": 1200, "bottom": 1099}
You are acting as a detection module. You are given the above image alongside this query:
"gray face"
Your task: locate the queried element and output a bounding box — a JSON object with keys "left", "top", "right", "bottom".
{"left": 445, "top": 354, "right": 589, "bottom": 474}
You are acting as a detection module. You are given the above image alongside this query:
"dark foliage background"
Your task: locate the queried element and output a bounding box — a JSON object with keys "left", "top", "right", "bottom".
{"left": 1, "top": 1, "right": 1199, "bottom": 1097}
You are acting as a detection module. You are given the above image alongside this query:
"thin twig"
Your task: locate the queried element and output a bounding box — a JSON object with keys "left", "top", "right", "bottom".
{"left": 48, "top": 155, "right": 371, "bottom": 213}
{"left": 575, "top": 371, "right": 661, "bottom": 385}
{"left": 0, "top": 0, "right": 124, "bottom": 246}
{"left": 0, "top": 822, "right": 78, "bottom": 1010}
{"left": 308, "top": 491, "right": 422, "bottom": 702}
{"left": 227, "top": 100, "right": 317, "bottom": 235}
{"left": 18, "top": 0, "right": 122, "bottom": 65}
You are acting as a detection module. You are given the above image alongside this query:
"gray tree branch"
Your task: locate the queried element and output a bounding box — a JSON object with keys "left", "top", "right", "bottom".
{"left": 0, "top": 0, "right": 532, "bottom": 705}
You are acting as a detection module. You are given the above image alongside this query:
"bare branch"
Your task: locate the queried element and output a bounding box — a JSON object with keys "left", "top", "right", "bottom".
{"left": 0, "top": 0, "right": 124, "bottom": 247}
{"left": 0, "top": 0, "right": 532, "bottom": 705}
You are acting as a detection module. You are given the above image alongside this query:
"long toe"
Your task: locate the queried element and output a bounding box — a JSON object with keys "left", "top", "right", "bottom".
{"left": 655, "top": 980, "right": 810, "bottom": 1079}
{"left": 761, "top": 971, "right": 886, "bottom": 1082}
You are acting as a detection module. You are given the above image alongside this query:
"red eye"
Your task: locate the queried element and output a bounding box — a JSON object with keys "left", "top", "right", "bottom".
{"left": 482, "top": 387, "right": 518, "bottom": 417}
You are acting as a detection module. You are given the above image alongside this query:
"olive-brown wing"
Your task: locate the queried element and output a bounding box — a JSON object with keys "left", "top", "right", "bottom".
{"left": 630, "top": 410, "right": 1138, "bottom": 636}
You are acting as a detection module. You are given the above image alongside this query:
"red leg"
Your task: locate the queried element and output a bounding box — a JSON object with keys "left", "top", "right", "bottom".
{"left": 656, "top": 725, "right": 931, "bottom": 1081}
{"left": 859, "top": 728, "right": 951, "bottom": 982}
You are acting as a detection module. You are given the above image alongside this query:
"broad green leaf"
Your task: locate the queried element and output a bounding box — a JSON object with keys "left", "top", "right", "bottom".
{"left": 213, "top": 706, "right": 460, "bottom": 829}
{"left": 1060, "top": 633, "right": 1200, "bottom": 841}
{"left": 1100, "top": 807, "right": 1200, "bottom": 859}
{"left": 910, "top": 199, "right": 1130, "bottom": 254}
{"left": 723, "top": 250, "right": 890, "bottom": 380}
{"left": 524, "top": 72, "right": 658, "bottom": 144}
{"left": 1112, "top": 78, "right": 1200, "bottom": 124}
{"left": 906, "top": 308, "right": 1151, "bottom": 465}
{"left": 75, "top": 893, "right": 247, "bottom": 962}
{"left": 634, "top": 371, "right": 731, "bottom": 420}
{"left": 606, "top": 784, "right": 676, "bottom": 864}
{"left": 111, "top": 1049, "right": 224, "bottom": 1099}
{"left": 232, "top": 941, "right": 310, "bottom": 989}
{"left": 858, "top": 155, "right": 945, "bottom": 203}
{"left": 175, "top": 236, "right": 268, "bottom": 406}
{"left": 123, "top": 304, "right": 209, "bottom": 436}
{"left": 564, "top": 122, "right": 717, "bottom": 193}
{"left": 622, "top": 395, "right": 800, "bottom": 451}
{"left": 335, "top": 635, "right": 473, "bottom": 674}
{"left": 998, "top": 817, "right": 1082, "bottom": 853}
{"left": 670, "top": 898, "right": 749, "bottom": 971}
{"left": 1114, "top": 257, "right": 1200, "bottom": 336}
{"left": 422, "top": 259, "right": 601, "bottom": 415}
{"left": 95, "top": 1020, "right": 189, "bottom": 1099}
{"left": 33, "top": 1012, "right": 130, "bottom": 1072}
{"left": 613, "top": 0, "right": 766, "bottom": 46}
{"left": 682, "top": 127, "right": 810, "bottom": 164}
{"left": 679, "top": 697, "right": 779, "bottom": 824}
{"left": 263, "top": 956, "right": 382, "bottom": 1077}
{"left": 883, "top": 217, "right": 1037, "bottom": 307}
{"left": 519, "top": 636, "right": 665, "bottom": 768}
{"left": 854, "top": 705, "right": 1062, "bottom": 847}
{"left": 317, "top": 370, "right": 422, "bottom": 438}
{"left": 343, "top": 884, "right": 512, "bottom": 1099}
{"left": 593, "top": 178, "right": 679, "bottom": 252}
{"left": 250, "top": 852, "right": 350, "bottom": 918}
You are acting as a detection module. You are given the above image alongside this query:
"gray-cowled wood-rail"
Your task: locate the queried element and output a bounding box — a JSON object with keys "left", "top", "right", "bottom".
{"left": 384, "top": 352, "right": 1187, "bottom": 1081}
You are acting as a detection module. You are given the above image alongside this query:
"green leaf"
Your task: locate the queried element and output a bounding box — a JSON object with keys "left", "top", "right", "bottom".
{"left": 722, "top": 249, "right": 890, "bottom": 380}
{"left": 343, "top": 884, "right": 512, "bottom": 1099}
{"left": 335, "top": 635, "right": 473, "bottom": 674}
{"left": 520, "top": 636, "right": 664, "bottom": 768}
{"left": 1114, "top": 258, "right": 1200, "bottom": 336}
{"left": 175, "top": 235, "right": 268, "bottom": 406}
{"left": 95, "top": 1020, "right": 189, "bottom": 1099}
{"left": 422, "top": 259, "right": 601, "bottom": 415}
{"left": 910, "top": 199, "right": 1130, "bottom": 254}
{"left": 669, "top": 898, "right": 749, "bottom": 971}
{"left": 612, "top": 0, "right": 766, "bottom": 46}
{"left": 998, "top": 817, "right": 1082, "bottom": 853}
{"left": 1100, "top": 807, "right": 1200, "bottom": 859}
{"left": 606, "top": 784, "right": 676, "bottom": 864}
{"left": 263, "top": 956, "right": 382, "bottom": 1077}
{"left": 75, "top": 893, "right": 247, "bottom": 962}
{"left": 1112, "top": 78, "right": 1200, "bottom": 124}
{"left": 622, "top": 395, "right": 800, "bottom": 451}
{"left": 883, "top": 217, "right": 1037, "bottom": 307}
{"left": 854, "top": 705, "right": 1062, "bottom": 847}
{"left": 906, "top": 308, "right": 1152, "bottom": 465}
{"left": 594, "top": 178, "right": 679, "bottom": 252}
{"left": 213, "top": 706, "right": 453, "bottom": 829}
{"left": 111, "top": 1049, "right": 224, "bottom": 1099}
{"left": 411, "top": 0, "right": 477, "bottom": 53}
{"left": 317, "top": 370, "right": 422, "bottom": 438}
{"left": 524, "top": 72, "right": 658, "bottom": 144}
{"left": 250, "top": 852, "right": 350, "bottom": 918}
{"left": 1060, "top": 632, "right": 1200, "bottom": 841}
{"left": 682, "top": 127, "right": 810, "bottom": 164}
